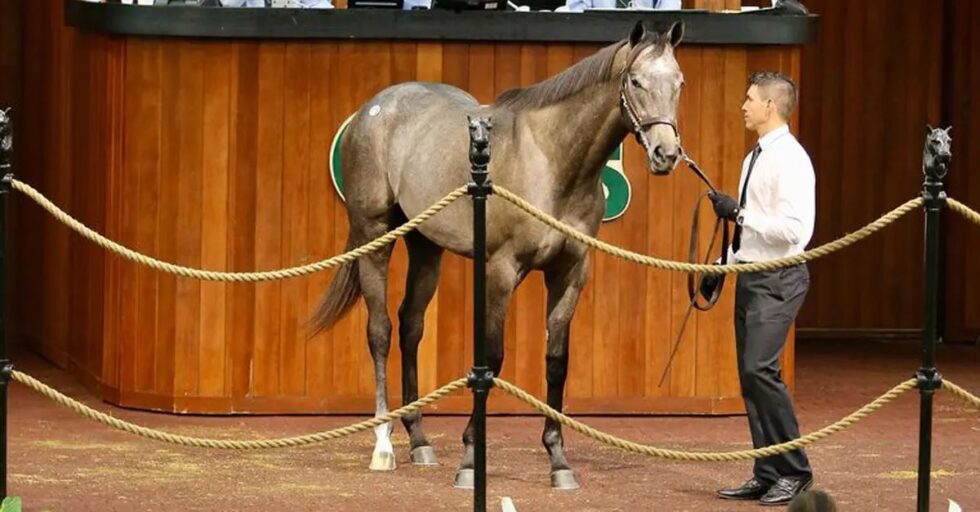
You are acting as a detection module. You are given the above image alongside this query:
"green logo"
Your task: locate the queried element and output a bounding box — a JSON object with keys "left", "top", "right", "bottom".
{"left": 329, "top": 113, "right": 632, "bottom": 222}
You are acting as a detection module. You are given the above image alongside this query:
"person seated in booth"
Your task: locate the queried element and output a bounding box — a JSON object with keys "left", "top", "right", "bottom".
{"left": 217, "top": 0, "right": 334, "bottom": 7}
{"left": 562, "top": 0, "right": 680, "bottom": 12}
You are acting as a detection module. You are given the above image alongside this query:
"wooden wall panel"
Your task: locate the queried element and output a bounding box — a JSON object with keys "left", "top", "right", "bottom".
{"left": 1, "top": 0, "right": 26, "bottom": 361}
{"left": 795, "top": 0, "right": 945, "bottom": 338}
{"left": 12, "top": 1, "right": 821, "bottom": 416}
{"left": 945, "top": 0, "right": 980, "bottom": 343}
{"left": 13, "top": 0, "right": 978, "bottom": 417}
{"left": 80, "top": 39, "right": 791, "bottom": 415}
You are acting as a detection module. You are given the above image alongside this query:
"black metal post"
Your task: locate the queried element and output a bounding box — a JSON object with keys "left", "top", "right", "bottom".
{"left": 0, "top": 107, "right": 13, "bottom": 503}
{"left": 466, "top": 116, "right": 493, "bottom": 512}
{"left": 916, "top": 127, "right": 950, "bottom": 512}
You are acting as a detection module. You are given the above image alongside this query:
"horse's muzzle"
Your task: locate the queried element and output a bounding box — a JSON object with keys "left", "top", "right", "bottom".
{"left": 649, "top": 154, "right": 680, "bottom": 175}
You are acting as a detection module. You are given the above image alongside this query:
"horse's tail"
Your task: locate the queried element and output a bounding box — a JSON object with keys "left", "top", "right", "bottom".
{"left": 310, "top": 240, "right": 362, "bottom": 334}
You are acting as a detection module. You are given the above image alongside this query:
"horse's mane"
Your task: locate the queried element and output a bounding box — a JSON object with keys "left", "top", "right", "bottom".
{"left": 494, "top": 34, "right": 666, "bottom": 111}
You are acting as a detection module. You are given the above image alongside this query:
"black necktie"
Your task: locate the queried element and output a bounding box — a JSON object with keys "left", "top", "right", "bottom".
{"left": 732, "top": 144, "right": 762, "bottom": 253}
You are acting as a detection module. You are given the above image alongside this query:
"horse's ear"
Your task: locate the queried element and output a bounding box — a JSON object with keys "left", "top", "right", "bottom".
{"left": 926, "top": 123, "right": 934, "bottom": 134}
{"left": 944, "top": 126, "right": 952, "bottom": 134}
{"left": 629, "top": 20, "right": 646, "bottom": 47}
{"left": 668, "top": 21, "right": 685, "bottom": 47}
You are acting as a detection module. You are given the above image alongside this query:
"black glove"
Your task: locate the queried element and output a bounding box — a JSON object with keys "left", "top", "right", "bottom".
{"left": 708, "top": 191, "right": 739, "bottom": 221}
{"left": 699, "top": 273, "right": 722, "bottom": 301}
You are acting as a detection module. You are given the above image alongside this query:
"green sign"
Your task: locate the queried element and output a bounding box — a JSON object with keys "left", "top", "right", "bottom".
{"left": 329, "top": 114, "right": 632, "bottom": 222}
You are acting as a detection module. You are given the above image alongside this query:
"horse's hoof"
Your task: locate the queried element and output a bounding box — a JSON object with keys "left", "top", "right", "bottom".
{"left": 410, "top": 445, "right": 438, "bottom": 466}
{"left": 369, "top": 451, "right": 397, "bottom": 471}
{"left": 453, "top": 469, "right": 475, "bottom": 489}
{"left": 551, "top": 469, "right": 580, "bottom": 490}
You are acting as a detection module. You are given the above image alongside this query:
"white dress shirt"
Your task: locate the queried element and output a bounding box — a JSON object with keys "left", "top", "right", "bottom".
{"left": 731, "top": 124, "right": 815, "bottom": 263}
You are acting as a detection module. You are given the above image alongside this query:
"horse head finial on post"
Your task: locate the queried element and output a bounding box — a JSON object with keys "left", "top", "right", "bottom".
{"left": 915, "top": 122, "right": 951, "bottom": 512}
{"left": 922, "top": 124, "right": 951, "bottom": 182}
{"left": 0, "top": 107, "right": 12, "bottom": 173}
{"left": 467, "top": 115, "right": 492, "bottom": 185}
{"left": 465, "top": 112, "right": 494, "bottom": 510}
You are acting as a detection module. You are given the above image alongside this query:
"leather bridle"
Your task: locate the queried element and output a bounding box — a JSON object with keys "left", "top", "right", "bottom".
{"left": 619, "top": 73, "right": 680, "bottom": 161}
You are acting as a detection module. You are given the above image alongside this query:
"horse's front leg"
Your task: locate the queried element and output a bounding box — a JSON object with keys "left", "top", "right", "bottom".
{"left": 453, "top": 254, "right": 521, "bottom": 489}
{"left": 541, "top": 253, "right": 590, "bottom": 490}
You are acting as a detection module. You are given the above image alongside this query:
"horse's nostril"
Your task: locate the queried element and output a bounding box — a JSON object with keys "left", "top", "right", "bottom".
{"left": 653, "top": 145, "right": 665, "bottom": 159}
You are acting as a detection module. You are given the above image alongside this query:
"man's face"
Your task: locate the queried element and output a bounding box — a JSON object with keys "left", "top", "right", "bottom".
{"left": 741, "top": 84, "right": 772, "bottom": 131}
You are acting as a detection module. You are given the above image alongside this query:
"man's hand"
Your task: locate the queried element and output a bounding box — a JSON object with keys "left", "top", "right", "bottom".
{"left": 699, "top": 273, "right": 722, "bottom": 301}
{"left": 708, "top": 191, "right": 739, "bottom": 221}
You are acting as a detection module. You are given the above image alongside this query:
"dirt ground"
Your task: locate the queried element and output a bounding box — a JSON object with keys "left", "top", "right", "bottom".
{"left": 9, "top": 339, "right": 980, "bottom": 511}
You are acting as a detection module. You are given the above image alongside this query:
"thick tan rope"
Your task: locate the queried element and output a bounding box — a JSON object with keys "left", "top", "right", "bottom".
{"left": 493, "top": 185, "right": 923, "bottom": 275}
{"left": 11, "top": 370, "right": 466, "bottom": 449}
{"left": 943, "top": 380, "right": 980, "bottom": 409}
{"left": 948, "top": 198, "right": 980, "bottom": 227}
{"left": 493, "top": 377, "right": 919, "bottom": 461}
{"left": 11, "top": 178, "right": 467, "bottom": 282}
{"left": 13, "top": 368, "right": 979, "bottom": 457}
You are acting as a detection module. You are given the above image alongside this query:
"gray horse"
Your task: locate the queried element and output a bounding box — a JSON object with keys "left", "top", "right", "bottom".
{"left": 313, "top": 20, "right": 686, "bottom": 489}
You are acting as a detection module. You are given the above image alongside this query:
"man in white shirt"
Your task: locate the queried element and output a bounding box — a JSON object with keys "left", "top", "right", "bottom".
{"left": 705, "top": 71, "right": 816, "bottom": 506}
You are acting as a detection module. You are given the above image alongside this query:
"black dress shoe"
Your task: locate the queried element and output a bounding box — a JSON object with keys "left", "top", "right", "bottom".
{"left": 716, "top": 477, "right": 770, "bottom": 500}
{"left": 759, "top": 475, "right": 813, "bottom": 506}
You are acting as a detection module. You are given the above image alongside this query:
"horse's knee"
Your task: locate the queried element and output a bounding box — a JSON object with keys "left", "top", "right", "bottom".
{"left": 545, "top": 352, "right": 569, "bottom": 384}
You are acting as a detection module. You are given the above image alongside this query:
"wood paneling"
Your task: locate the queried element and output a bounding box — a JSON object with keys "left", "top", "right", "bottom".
{"left": 13, "top": 0, "right": 979, "bottom": 417}
{"left": 795, "top": 0, "right": 945, "bottom": 337}
{"left": 1, "top": 0, "right": 23, "bottom": 356}
{"left": 19, "top": 37, "right": 797, "bottom": 415}
{"left": 945, "top": 0, "right": 980, "bottom": 343}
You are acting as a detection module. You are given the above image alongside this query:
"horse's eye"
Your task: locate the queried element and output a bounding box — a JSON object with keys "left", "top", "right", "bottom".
{"left": 630, "top": 77, "right": 642, "bottom": 89}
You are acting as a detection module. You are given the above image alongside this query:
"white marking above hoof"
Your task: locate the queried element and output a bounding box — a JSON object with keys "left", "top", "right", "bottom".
{"left": 369, "top": 451, "right": 397, "bottom": 471}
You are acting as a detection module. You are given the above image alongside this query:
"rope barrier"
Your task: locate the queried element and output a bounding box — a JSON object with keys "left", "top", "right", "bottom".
{"left": 493, "top": 185, "right": 923, "bottom": 275}
{"left": 13, "top": 176, "right": 932, "bottom": 280}
{"left": 10, "top": 178, "right": 467, "bottom": 282}
{"left": 10, "top": 370, "right": 466, "bottom": 450}
{"left": 13, "top": 367, "right": 980, "bottom": 459}
{"left": 494, "top": 377, "right": 923, "bottom": 461}
{"left": 942, "top": 380, "right": 980, "bottom": 410}
{"left": 948, "top": 198, "right": 980, "bottom": 228}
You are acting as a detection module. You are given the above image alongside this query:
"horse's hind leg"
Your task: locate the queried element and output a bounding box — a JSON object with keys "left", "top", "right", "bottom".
{"left": 354, "top": 219, "right": 398, "bottom": 471}
{"left": 541, "top": 253, "right": 590, "bottom": 490}
{"left": 398, "top": 231, "right": 444, "bottom": 465}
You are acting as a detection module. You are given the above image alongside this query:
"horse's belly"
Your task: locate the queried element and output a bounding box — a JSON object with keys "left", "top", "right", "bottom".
{"left": 529, "top": 229, "right": 568, "bottom": 267}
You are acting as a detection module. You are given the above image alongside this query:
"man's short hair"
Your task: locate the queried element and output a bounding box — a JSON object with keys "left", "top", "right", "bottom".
{"left": 748, "top": 71, "right": 797, "bottom": 121}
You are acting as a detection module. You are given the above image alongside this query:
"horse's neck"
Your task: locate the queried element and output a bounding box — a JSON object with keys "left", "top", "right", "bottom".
{"left": 533, "top": 80, "right": 627, "bottom": 190}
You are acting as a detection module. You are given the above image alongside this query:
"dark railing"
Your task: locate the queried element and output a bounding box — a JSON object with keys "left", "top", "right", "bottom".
{"left": 466, "top": 116, "right": 494, "bottom": 512}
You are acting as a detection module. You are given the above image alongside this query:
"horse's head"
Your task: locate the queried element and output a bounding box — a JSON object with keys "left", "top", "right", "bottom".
{"left": 923, "top": 124, "right": 951, "bottom": 180}
{"left": 620, "top": 20, "right": 685, "bottom": 175}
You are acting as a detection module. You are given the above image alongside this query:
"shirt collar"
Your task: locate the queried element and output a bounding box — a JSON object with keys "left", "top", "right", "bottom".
{"left": 757, "top": 124, "right": 790, "bottom": 151}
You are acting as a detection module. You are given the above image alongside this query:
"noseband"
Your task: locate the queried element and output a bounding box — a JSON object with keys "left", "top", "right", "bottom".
{"left": 619, "top": 73, "right": 679, "bottom": 157}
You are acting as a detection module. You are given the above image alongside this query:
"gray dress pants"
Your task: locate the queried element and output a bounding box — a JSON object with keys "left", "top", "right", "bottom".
{"left": 734, "top": 263, "right": 812, "bottom": 484}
